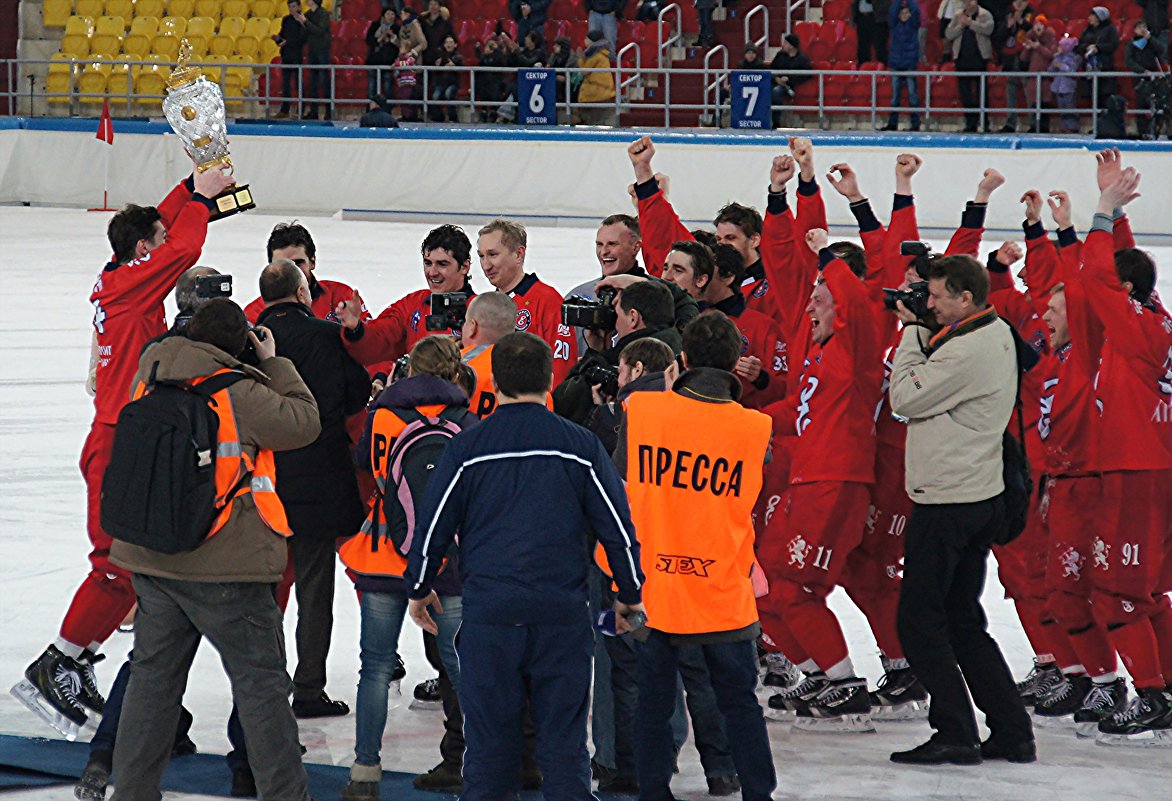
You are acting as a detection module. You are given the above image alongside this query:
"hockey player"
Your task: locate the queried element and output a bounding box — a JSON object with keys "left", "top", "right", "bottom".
{"left": 476, "top": 219, "right": 576, "bottom": 386}
{"left": 243, "top": 222, "right": 371, "bottom": 325}
{"left": 12, "top": 164, "right": 236, "bottom": 739}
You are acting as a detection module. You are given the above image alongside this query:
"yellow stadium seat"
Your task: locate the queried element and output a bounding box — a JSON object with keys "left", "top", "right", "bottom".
{"left": 186, "top": 16, "right": 216, "bottom": 53}
{"left": 194, "top": 0, "right": 222, "bottom": 22}
{"left": 157, "top": 16, "right": 186, "bottom": 37}
{"left": 75, "top": 0, "right": 106, "bottom": 18}
{"left": 79, "top": 60, "right": 114, "bottom": 103}
{"left": 105, "top": 0, "right": 134, "bottom": 18}
{"left": 269, "top": 17, "right": 282, "bottom": 37}
{"left": 201, "top": 54, "right": 229, "bottom": 84}
{"left": 186, "top": 37, "right": 210, "bottom": 57}
{"left": 107, "top": 61, "right": 136, "bottom": 101}
{"left": 91, "top": 16, "right": 126, "bottom": 55}
{"left": 135, "top": 62, "right": 167, "bottom": 99}
{"left": 124, "top": 16, "right": 158, "bottom": 55}
{"left": 166, "top": 0, "right": 195, "bottom": 18}
{"left": 43, "top": 0, "right": 73, "bottom": 28}
{"left": 152, "top": 33, "right": 181, "bottom": 60}
{"left": 253, "top": 0, "right": 277, "bottom": 18}
{"left": 234, "top": 35, "right": 260, "bottom": 60}
{"left": 244, "top": 17, "right": 270, "bottom": 40}
{"left": 222, "top": 0, "right": 249, "bottom": 17}
{"left": 61, "top": 18, "right": 97, "bottom": 58}
{"left": 259, "top": 37, "right": 279, "bottom": 63}
{"left": 65, "top": 15, "right": 96, "bottom": 35}
{"left": 134, "top": 0, "right": 166, "bottom": 18}
{"left": 209, "top": 33, "right": 236, "bottom": 57}
{"left": 46, "top": 54, "right": 77, "bottom": 102}
{"left": 219, "top": 16, "right": 245, "bottom": 38}
{"left": 129, "top": 16, "right": 159, "bottom": 37}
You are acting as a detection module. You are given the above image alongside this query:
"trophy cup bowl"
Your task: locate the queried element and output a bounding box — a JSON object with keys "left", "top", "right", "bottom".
{"left": 163, "top": 40, "right": 255, "bottom": 221}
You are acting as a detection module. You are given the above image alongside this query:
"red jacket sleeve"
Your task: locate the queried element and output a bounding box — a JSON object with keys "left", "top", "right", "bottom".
{"left": 155, "top": 177, "right": 195, "bottom": 229}
{"left": 1082, "top": 229, "right": 1169, "bottom": 367}
{"left": 762, "top": 194, "right": 819, "bottom": 348}
{"left": 118, "top": 199, "right": 211, "bottom": 308}
{"left": 1058, "top": 239, "right": 1105, "bottom": 375}
{"left": 636, "top": 187, "right": 693, "bottom": 277}
{"left": 822, "top": 255, "right": 874, "bottom": 364}
{"left": 793, "top": 181, "right": 827, "bottom": 279}
{"left": 1113, "top": 213, "right": 1135, "bottom": 251}
{"left": 1022, "top": 223, "right": 1060, "bottom": 309}
{"left": 945, "top": 202, "right": 985, "bottom": 257}
{"left": 343, "top": 296, "right": 409, "bottom": 367}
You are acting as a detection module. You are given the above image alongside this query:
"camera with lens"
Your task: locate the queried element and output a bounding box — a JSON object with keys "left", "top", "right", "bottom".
{"left": 390, "top": 354, "right": 411, "bottom": 384}
{"left": 562, "top": 286, "right": 618, "bottom": 331}
{"left": 425, "top": 292, "right": 469, "bottom": 332}
{"left": 882, "top": 241, "right": 935, "bottom": 319}
{"left": 195, "top": 274, "right": 233, "bottom": 300}
{"left": 582, "top": 361, "right": 620, "bottom": 399}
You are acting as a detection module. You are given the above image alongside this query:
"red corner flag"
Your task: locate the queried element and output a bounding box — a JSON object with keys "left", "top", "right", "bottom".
{"left": 96, "top": 100, "right": 114, "bottom": 145}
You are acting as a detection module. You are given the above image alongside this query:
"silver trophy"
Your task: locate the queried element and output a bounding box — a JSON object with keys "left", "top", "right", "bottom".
{"left": 163, "top": 40, "right": 254, "bottom": 220}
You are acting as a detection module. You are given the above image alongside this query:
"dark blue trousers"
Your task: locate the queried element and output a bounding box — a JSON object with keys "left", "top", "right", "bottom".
{"left": 458, "top": 618, "right": 594, "bottom": 801}
{"left": 89, "top": 653, "right": 193, "bottom": 758}
{"left": 635, "top": 630, "right": 776, "bottom": 801}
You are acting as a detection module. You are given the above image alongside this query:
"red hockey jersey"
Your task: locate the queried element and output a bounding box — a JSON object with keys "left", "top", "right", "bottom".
{"left": 343, "top": 283, "right": 471, "bottom": 368}
{"left": 244, "top": 278, "right": 369, "bottom": 326}
{"left": 708, "top": 293, "right": 788, "bottom": 409}
{"left": 509, "top": 274, "right": 575, "bottom": 386}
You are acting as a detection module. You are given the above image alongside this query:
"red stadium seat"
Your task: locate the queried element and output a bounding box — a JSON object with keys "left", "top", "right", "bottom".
{"left": 830, "top": 38, "right": 855, "bottom": 63}
{"left": 818, "top": 20, "right": 846, "bottom": 45}
{"left": 806, "top": 39, "right": 831, "bottom": 62}
{"left": 794, "top": 21, "right": 819, "bottom": 49}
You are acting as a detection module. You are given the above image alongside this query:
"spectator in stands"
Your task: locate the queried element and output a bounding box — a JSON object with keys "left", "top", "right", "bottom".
{"left": 301, "top": 0, "right": 332, "bottom": 120}
{"left": 1078, "top": 7, "right": 1120, "bottom": 105}
{"left": 853, "top": 0, "right": 891, "bottom": 65}
{"left": 430, "top": 34, "right": 464, "bottom": 122}
{"left": 1019, "top": 14, "right": 1057, "bottom": 132}
{"left": 1137, "top": 0, "right": 1168, "bottom": 50}
{"left": 274, "top": 0, "right": 307, "bottom": 118}
{"left": 936, "top": 0, "right": 964, "bottom": 61}
{"left": 366, "top": 7, "right": 400, "bottom": 101}
{"left": 737, "top": 43, "right": 764, "bottom": 70}
{"left": 946, "top": 0, "right": 995, "bottom": 132}
{"left": 1126, "top": 20, "right": 1170, "bottom": 138}
{"left": 695, "top": 0, "right": 716, "bottom": 48}
{"left": 421, "top": 0, "right": 455, "bottom": 65}
{"left": 360, "top": 94, "right": 401, "bottom": 127}
{"left": 578, "top": 29, "right": 618, "bottom": 125}
{"left": 884, "top": 0, "right": 923, "bottom": 131}
{"left": 1049, "top": 36, "right": 1081, "bottom": 132}
{"left": 997, "top": 0, "right": 1035, "bottom": 133}
{"left": 550, "top": 35, "right": 581, "bottom": 104}
{"left": 510, "top": 0, "right": 551, "bottom": 43}
{"left": 518, "top": 29, "right": 549, "bottom": 68}
{"left": 398, "top": 5, "right": 427, "bottom": 59}
{"left": 770, "top": 34, "right": 811, "bottom": 128}
{"left": 475, "top": 35, "right": 512, "bottom": 120}
{"left": 586, "top": 0, "right": 625, "bottom": 50}
{"left": 394, "top": 47, "right": 421, "bottom": 121}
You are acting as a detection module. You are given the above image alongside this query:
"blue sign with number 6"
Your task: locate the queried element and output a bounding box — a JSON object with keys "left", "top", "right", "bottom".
{"left": 730, "top": 70, "right": 772, "bottom": 129}
{"left": 517, "top": 69, "right": 556, "bottom": 126}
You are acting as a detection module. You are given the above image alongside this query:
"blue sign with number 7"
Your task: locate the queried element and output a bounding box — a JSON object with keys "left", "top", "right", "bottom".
{"left": 730, "top": 70, "right": 772, "bottom": 129}
{"left": 517, "top": 68, "right": 557, "bottom": 126}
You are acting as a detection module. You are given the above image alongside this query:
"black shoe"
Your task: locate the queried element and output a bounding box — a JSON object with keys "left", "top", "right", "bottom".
{"left": 291, "top": 691, "right": 350, "bottom": 719}
{"left": 598, "top": 775, "right": 639, "bottom": 795}
{"left": 980, "top": 737, "right": 1037, "bottom": 763}
{"left": 230, "top": 766, "right": 257, "bottom": 798}
{"left": 880, "top": 122, "right": 898, "bottom": 131}
{"left": 706, "top": 774, "right": 740, "bottom": 796}
{"left": 907, "top": 123, "right": 921, "bottom": 132}
{"left": 1035, "top": 674, "right": 1092, "bottom": 717}
{"left": 591, "top": 758, "right": 615, "bottom": 782}
{"left": 414, "top": 761, "right": 463, "bottom": 792}
{"left": 74, "top": 750, "right": 112, "bottom": 800}
{"left": 999, "top": 124, "right": 1016, "bottom": 133}
{"left": 891, "top": 739, "right": 981, "bottom": 765}
{"left": 1016, "top": 660, "right": 1063, "bottom": 707}
{"left": 521, "top": 764, "right": 542, "bottom": 790}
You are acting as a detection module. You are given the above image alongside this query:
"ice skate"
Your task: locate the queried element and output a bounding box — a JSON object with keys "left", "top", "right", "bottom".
{"left": 1073, "top": 678, "right": 1129, "bottom": 738}
{"left": 765, "top": 672, "right": 827, "bottom": 720}
{"left": 1095, "top": 687, "right": 1172, "bottom": 748}
{"left": 10, "top": 645, "right": 89, "bottom": 740}
{"left": 868, "top": 667, "right": 929, "bottom": 721}
{"left": 410, "top": 677, "right": 443, "bottom": 710}
{"left": 77, "top": 649, "right": 106, "bottom": 715}
{"left": 1016, "top": 659, "right": 1063, "bottom": 707}
{"left": 1034, "top": 674, "right": 1092, "bottom": 722}
{"left": 760, "top": 652, "right": 802, "bottom": 693}
{"left": 792, "top": 678, "right": 876, "bottom": 733}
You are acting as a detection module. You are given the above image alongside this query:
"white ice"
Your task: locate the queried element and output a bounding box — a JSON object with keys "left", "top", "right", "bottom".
{"left": 1, "top": 207, "right": 1170, "bottom": 800}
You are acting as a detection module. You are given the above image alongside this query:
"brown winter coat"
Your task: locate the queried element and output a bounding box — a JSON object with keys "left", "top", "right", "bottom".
{"left": 399, "top": 18, "right": 427, "bottom": 58}
{"left": 110, "top": 337, "right": 320, "bottom": 583}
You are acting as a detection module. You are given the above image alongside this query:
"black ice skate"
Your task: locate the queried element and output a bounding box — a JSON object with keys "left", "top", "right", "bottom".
{"left": 869, "top": 667, "right": 929, "bottom": 721}
{"left": 1095, "top": 687, "right": 1172, "bottom": 747}
{"left": 1034, "top": 674, "right": 1092, "bottom": 721}
{"left": 77, "top": 650, "right": 107, "bottom": 715}
{"left": 10, "top": 645, "right": 89, "bottom": 740}
{"left": 765, "top": 672, "right": 827, "bottom": 720}
{"left": 411, "top": 677, "right": 443, "bottom": 710}
{"left": 760, "top": 652, "right": 802, "bottom": 692}
{"left": 1073, "top": 678, "right": 1129, "bottom": 738}
{"left": 793, "top": 677, "right": 876, "bottom": 733}
{"left": 74, "top": 750, "right": 112, "bottom": 801}
{"left": 1016, "top": 659, "right": 1063, "bottom": 707}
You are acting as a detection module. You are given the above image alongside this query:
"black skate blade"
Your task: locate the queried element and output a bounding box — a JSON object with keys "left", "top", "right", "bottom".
{"left": 1095, "top": 729, "right": 1172, "bottom": 748}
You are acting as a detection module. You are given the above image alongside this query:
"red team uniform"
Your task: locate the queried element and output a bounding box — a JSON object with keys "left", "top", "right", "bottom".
{"left": 244, "top": 278, "right": 370, "bottom": 326}
{"left": 341, "top": 282, "right": 473, "bottom": 370}
{"left": 73, "top": 178, "right": 214, "bottom": 648}
{"left": 506, "top": 273, "right": 576, "bottom": 386}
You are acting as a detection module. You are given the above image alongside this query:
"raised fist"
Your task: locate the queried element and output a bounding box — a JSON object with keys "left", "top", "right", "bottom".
{"left": 771, "top": 154, "right": 796, "bottom": 193}
{"left": 1020, "top": 189, "right": 1043, "bottom": 224}
{"left": 805, "top": 228, "right": 829, "bottom": 253}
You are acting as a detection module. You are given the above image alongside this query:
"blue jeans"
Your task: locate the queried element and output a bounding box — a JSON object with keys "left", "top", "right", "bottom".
{"left": 354, "top": 591, "right": 462, "bottom": 767}
{"left": 635, "top": 631, "right": 775, "bottom": 801}
{"left": 888, "top": 73, "right": 921, "bottom": 128}
{"left": 589, "top": 11, "right": 619, "bottom": 50}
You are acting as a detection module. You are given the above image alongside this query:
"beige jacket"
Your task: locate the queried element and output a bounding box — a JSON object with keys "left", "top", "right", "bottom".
{"left": 110, "top": 337, "right": 320, "bottom": 583}
{"left": 945, "top": 7, "right": 995, "bottom": 62}
{"left": 889, "top": 311, "right": 1016, "bottom": 505}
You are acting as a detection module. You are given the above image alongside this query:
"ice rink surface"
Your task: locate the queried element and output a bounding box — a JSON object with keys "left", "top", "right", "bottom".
{"left": 1, "top": 206, "right": 1169, "bottom": 800}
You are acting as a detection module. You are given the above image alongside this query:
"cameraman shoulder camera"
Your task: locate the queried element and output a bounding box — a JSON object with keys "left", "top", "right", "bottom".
{"left": 883, "top": 241, "right": 934, "bottom": 328}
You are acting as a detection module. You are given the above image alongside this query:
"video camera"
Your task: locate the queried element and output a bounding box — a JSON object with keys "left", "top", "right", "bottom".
{"left": 582, "top": 362, "right": 620, "bottom": 398}
{"left": 425, "top": 292, "right": 469, "bottom": 332}
{"left": 195, "top": 274, "right": 233, "bottom": 300}
{"left": 881, "top": 241, "right": 933, "bottom": 320}
{"left": 562, "top": 286, "right": 618, "bottom": 331}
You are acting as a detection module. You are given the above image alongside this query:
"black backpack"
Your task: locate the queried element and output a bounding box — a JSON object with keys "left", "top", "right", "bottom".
{"left": 101, "top": 367, "right": 249, "bottom": 555}
{"left": 996, "top": 322, "right": 1041, "bottom": 546}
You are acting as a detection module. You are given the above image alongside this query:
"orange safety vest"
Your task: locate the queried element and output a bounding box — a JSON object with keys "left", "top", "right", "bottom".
{"left": 611, "top": 390, "right": 772, "bottom": 635}
{"left": 461, "top": 343, "right": 554, "bottom": 418}
{"left": 338, "top": 403, "right": 449, "bottom": 578}
{"left": 132, "top": 368, "right": 292, "bottom": 540}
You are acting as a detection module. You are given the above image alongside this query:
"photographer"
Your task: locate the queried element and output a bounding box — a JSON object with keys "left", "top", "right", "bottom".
{"left": 552, "top": 280, "right": 679, "bottom": 425}
{"left": 888, "top": 255, "right": 1033, "bottom": 765}
{"left": 460, "top": 292, "right": 521, "bottom": 418}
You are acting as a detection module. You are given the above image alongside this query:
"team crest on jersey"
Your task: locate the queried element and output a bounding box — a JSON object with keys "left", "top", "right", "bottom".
{"left": 752, "top": 280, "right": 770, "bottom": 299}
{"left": 1059, "top": 546, "right": 1082, "bottom": 579}
{"left": 411, "top": 309, "right": 421, "bottom": 331}
{"left": 740, "top": 333, "right": 750, "bottom": 355}
{"left": 515, "top": 309, "right": 532, "bottom": 331}
{"left": 557, "top": 323, "right": 571, "bottom": 337}
{"left": 885, "top": 563, "right": 901, "bottom": 580}
{"left": 1092, "top": 537, "right": 1110, "bottom": 570}
{"left": 763, "top": 493, "right": 781, "bottom": 527}
{"left": 1029, "top": 330, "right": 1047, "bottom": 354}
{"left": 1122, "top": 600, "right": 1136, "bottom": 613}
{"left": 787, "top": 534, "right": 811, "bottom": 568}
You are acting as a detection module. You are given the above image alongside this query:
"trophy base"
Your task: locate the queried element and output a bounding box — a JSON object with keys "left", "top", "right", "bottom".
{"left": 209, "top": 184, "right": 255, "bottom": 221}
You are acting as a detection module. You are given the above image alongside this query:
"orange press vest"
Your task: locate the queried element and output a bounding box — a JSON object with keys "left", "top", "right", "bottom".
{"left": 338, "top": 403, "right": 449, "bottom": 579}
{"left": 613, "top": 389, "right": 772, "bottom": 635}
{"left": 132, "top": 368, "right": 292, "bottom": 540}
{"left": 462, "top": 344, "right": 554, "bottom": 418}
